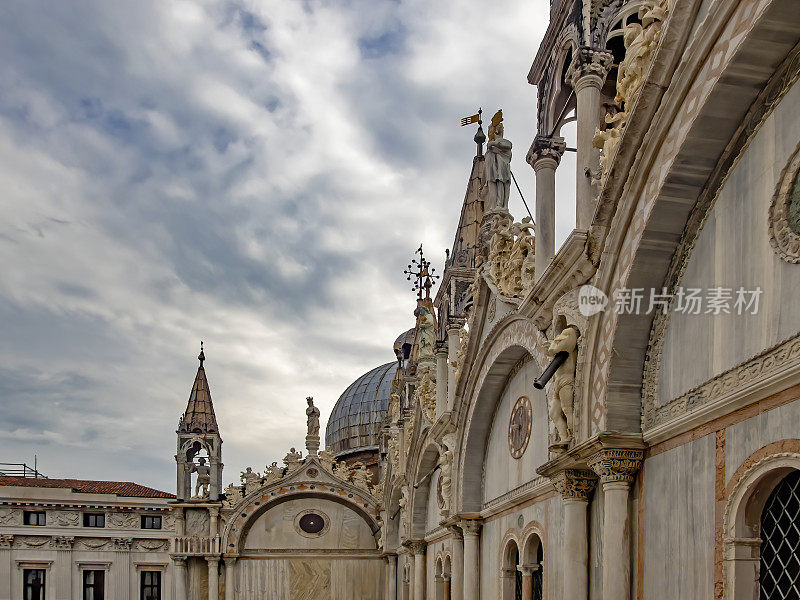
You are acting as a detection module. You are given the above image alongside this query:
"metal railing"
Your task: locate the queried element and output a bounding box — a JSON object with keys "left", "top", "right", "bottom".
{"left": 0, "top": 462, "right": 47, "bottom": 478}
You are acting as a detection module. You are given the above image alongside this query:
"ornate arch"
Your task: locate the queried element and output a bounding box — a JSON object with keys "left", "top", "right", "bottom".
{"left": 587, "top": 0, "right": 800, "bottom": 434}
{"left": 409, "top": 442, "right": 442, "bottom": 539}
{"left": 455, "top": 316, "right": 548, "bottom": 513}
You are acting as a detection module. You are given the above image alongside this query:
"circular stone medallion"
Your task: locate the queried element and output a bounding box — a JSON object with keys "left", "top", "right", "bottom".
{"left": 508, "top": 396, "right": 532, "bottom": 459}
{"left": 294, "top": 509, "right": 330, "bottom": 538}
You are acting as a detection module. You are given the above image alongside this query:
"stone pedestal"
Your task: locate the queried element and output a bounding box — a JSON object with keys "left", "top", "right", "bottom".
{"left": 569, "top": 49, "right": 612, "bottom": 229}
{"left": 305, "top": 434, "right": 320, "bottom": 456}
{"left": 588, "top": 449, "right": 644, "bottom": 600}
{"left": 461, "top": 520, "right": 481, "bottom": 600}
{"left": 552, "top": 470, "right": 597, "bottom": 600}
{"left": 527, "top": 135, "right": 566, "bottom": 280}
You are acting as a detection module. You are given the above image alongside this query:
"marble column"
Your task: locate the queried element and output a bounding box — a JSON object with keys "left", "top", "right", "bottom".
{"left": 500, "top": 568, "right": 516, "bottom": 599}
{"left": 173, "top": 557, "right": 188, "bottom": 600}
{"left": 223, "top": 557, "right": 236, "bottom": 600}
{"left": 552, "top": 470, "right": 597, "bottom": 600}
{"left": 0, "top": 535, "right": 13, "bottom": 600}
{"left": 435, "top": 575, "right": 444, "bottom": 600}
{"left": 209, "top": 507, "right": 219, "bottom": 537}
{"left": 588, "top": 449, "right": 644, "bottom": 600}
{"left": 518, "top": 566, "right": 535, "bottom": 600}
{"left": 569, "top": 48, "right": 612, "bottom": 229}
{"left": 411, "top": 541, "right": 426, "bottom": 600}
{"left": 387, "top": 554, "right": 398, "bottom": 600}
{"left": 527, "top": 135, "right": 566, "bottom": 280}
{"left": 52, "top": 536, "right": 74, "bottom": 600}
{"left": 447, "top": 327, "right": 461, "bottom": 410}
{"left": 443, "top": 575, "right": 451, "bottom": 600}
{"left": 449, "top": 527, "right": 464, "bottom": 600}
{"left": 462, "top": 520, "right": 481, "bottom": 600}
{"left": 207, "top": 557, "right": 220, "bottom": 600}
{"left": 436, "top": 344, "right": 448, "bottom": 418}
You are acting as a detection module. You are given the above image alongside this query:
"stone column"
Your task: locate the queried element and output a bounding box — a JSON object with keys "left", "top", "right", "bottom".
{"left": 518, "top": 566, "right": 535, "bottom": 600}
{"left": 527, "top": 135, "right": 566, "bottom": 280}
{"left": 223, "top": 557, "right": 236, "bottom": 600}
{"left": 52, "top": 536, "right": 74, "bottom": 600}
{"left": 552, "top": 470, "right": 597, "bottom": 600}
{"left": 588, "top": 449, "right": 644, "bottom": 600}
{"left": 387, "top": 554, "right": 398, "bottom": 600}
{"left": 436, "top": 344, "right": 449, "bottom": 417}
{"left": 209, "top": 507, "right": 219, "bottom": 537}
{"left": 443, "top": 574, "right": 451, "bottom": 600}
{"left": 500, "top": 568, "right": 516, "bottom": 599}
{"left": 435, "top": 575, "right": 444, "bottom": 600}
{"left": 209, "top": 457, "right": 222, "bottom": 501}
{"left": 462, "top": 520, "right": 481, "bottom": 600}
{"left": 207, "top": 557, "right": 220, "bottom": 600}
{"left": 449, "top": 526, "right": 464, "bottom": 600}
{"left": 175, "top": 508, "right": 186, "bottom": 536}
{"left": 0, "top": 534, "right": 13, "bottom": 600}
{"left": 173, "top": 557, "right": 189, "bottom": 600}
{"left": 569, "top": 48, "right": 612, "bottom": 229}
{"left": 112, "top": 538, "right": 132, "bottom": 600}
{"left": 411, "top": 541, "right": 426, "bottom": 600}
{"left": 447, "top": 327, "right": 461, "bottom": 410}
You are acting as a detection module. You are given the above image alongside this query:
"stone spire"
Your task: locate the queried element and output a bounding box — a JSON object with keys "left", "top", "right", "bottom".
{"left": 179, "top": 342, "right": 219, "bottom": 434}
{"left": 447, "top": 126, "right": 487, "bottom": 270}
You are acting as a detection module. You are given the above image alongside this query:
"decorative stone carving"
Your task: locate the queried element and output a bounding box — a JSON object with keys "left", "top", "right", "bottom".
{"left": 416, "top": 305, "right": 436, "bottom": 362}
{"left": 0, "top": 508, "right": 21, "bottom": 525}
{"left": 318, "top": 450, "right": 336, "bottom": 474}
{"left": 546, "top": 326, "right": 579, "bottom": 445}
{"left": 112, "top": 537, "right": 133, "bottom": 551}
{"left": 222, "top": 483, "right": 244, "bottom": 508}
{"left": 351, "top": 463, "right": 371, "bottom": 493}
{"left": 136, "top": 539, "right": 168, "bottom": 551}
{"left": 388, "top": 433, "right": 400, "bottom": 473}
{"left": 769, "top": 140, "right": 800, "bottom": 263}
{"left": 108, "top": 512, "right": 139, "bottom": 529}
{"left": 77, "top": 538, "right": 111, "bottom": 550}
{"left": 484, "top": 111, "right": 513, "bottom": 211}
{"left": 18, "top": 537, "right": 49, "bottom": 548}
{"left": 50, "top": 536, "right": 75, "bottom": 550}
{"left": 283, "top": 447, "right": 303, "bottom": 473}
{"left": 399, "top": 486, "right": 410, "bottom": 532}
{"left": 306, "top": 396, "right": 321, "bottom": 455}
{"left": 588, "top": 449, "right": 644, "bottom": 484}
{"left": 0, "top": 534, "right": 14, "bottom": 548}
{"left": 551, "top": 469, "right": 597, "bottom": 501}
{"left": 567, "top": 47, "right": 613, "bottom": 89}
{"left": 526, "top": 134, "right": 567, "bottom": 168}
{"left": 508, "top": 396, "right": 532, "bottom": 459}
{"left": 593, "top": 0, "right": 670, "bottom": 183}
{"left": 408, "top": 540, "right": 427, "bottom": 555}
{"left": 461, "top": 519, "right": 481, "bottom": 535}
{"left": 52, "top": 511, "right": 80, "bottom": 527}
{"left": 264, "top": 461, "right": 282, "bottom": 484}
{"left": 484, "top": 213, "right": 536, "bottom": 299}
{"left": 415, "top": 365, "right": 437, "bottom": 422}
{"left": 438, "top": 447, "right": 453, "bottom": 514}
{"left": 453, "top": 327, "right": 469, "bottom": 383}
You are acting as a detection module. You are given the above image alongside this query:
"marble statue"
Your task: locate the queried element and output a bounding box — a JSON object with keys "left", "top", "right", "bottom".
{"left": 306, "top": 396, "right": 320, "bottom": 436}
{"left": 318, "top": 450, "right": 336, "bottom": 474}
{"left": 264, "top": 461, "right": 282, "bottom": 484}
{"left": 190, "top": 457, "right": 211, "bottom": 499}
{"left": 547, "top": 327, "right": 579, "bottom": 444}
{"left": 284, "top": 447, "right": 303, "bottom": 473}
{"left": 240, "top": 467, "right": 261, "bottom": 495}
{"left": 351, "top": 463, "right": 371, "bottom": 492}
{"left": 388, "top": 434, "right": 400, "bottom": 473}
{"left": 438, "top": 448, "right": 453, "bottom": 513}
{"left": 223, "top": 483, "right": 244, "bottom": 507}
{"left": 485, "top": 136, "right": 513, "bottom": 211}
{"left": 454, "top": 327, "right": 469, "bottom": 382}
{"left": 416, "top": 365, "right": 436, "bottom": 422}
{"left": 399, "top": 486, "right": 410, "bottom": 532}
{"left": 416, "top": 305, "right": 436, "bottom": 361}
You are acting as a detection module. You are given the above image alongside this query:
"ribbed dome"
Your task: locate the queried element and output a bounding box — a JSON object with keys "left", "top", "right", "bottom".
{"left": 325, "top": 361, "right": 397, "bottom": 456}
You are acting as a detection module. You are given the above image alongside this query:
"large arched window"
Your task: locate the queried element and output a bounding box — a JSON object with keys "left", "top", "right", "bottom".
{"left": 760, "top": 470, "right": 800, "bottom": 599}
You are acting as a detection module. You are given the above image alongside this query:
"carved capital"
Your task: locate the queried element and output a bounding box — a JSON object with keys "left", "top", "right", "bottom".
{"left": 403, "top": 539, "right": 426, "bottom": 555}
{"left": 0, "top": 534, "right": 14, "bottom": 548}
{"left": 526, "top": 135, "right": 567, "bottom": 169}
{"left": 568, "top": 47, "right": 613, "bottom": 89}
{"left": 172, "top": 556, "right": 188, "bottom": 567}
{"left": 224, "top": 556, "right": 237, "bottom": 567}
{"left": 588, "top": 448, "right": 644, "bottom": 485}
{"left": 460, "top": 518, "right": 482, "bottom": 535}
{"left": 551, "top": 469, "right": 597, "bottom": 501}
{"left": 447, "top": 525, "right": 464, "bottom": 541}
{"left": 112, "top": 537, "right": 133, "bottom": 551}
{"left": 206, "top": 556, "right": 220, "bottom": 566}
{"left": 51, "top": 535, "right": 75, "bottom": 550}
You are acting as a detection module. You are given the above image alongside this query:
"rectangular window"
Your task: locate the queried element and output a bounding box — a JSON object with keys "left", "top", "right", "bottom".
{"left": 140, "top": 571, "right": 161, "bottom": 600}
{"left": 23, "top": 569, "right": 46, "bottom": 600}
{"left": 82, "top": 570, "right": 104, "bottom": 600}
{"left": 83, "top": 513, "right": 105, "bottom": 528}
{"left": 140, "top": 515, "right": 162, "bottom": 530}
{"left": 23, "top": 511, "right": 46, "bottom": 526}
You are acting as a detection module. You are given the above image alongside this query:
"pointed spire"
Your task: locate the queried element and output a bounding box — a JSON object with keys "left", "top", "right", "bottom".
{"left": 179, "top": 342, "right": 218, "bottom": 433}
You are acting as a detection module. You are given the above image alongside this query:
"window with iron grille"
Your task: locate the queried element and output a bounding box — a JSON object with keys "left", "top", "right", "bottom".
{"left": 141, "top": 515, "right": 162, "bottom": 529}
{"left": 82, "top": 570, "right": 104, "bottom": 600}
{"left": 83, "top": 513, "right": 105, "bottom": 528}
{"left": 23, "top": 511, "right": 46, "bottom": 526}
{"left": 140, "top": 571, "right": 161, "bottom": 600}
{"left": 532, "top": 542, "right": 544, "bottom": 600}
{"left": 760, "top": 469, "right": 800, "bottom": 600}
{"left": 23, "top": 569, "right": 46, "bottom": 600}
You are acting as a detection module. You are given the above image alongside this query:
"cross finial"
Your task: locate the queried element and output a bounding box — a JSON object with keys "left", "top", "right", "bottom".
{"left": 198, "top": 341, "right": 205, "bottom": 367}
{"left": 403, "top": 244, "right": 440, "bottom": 301}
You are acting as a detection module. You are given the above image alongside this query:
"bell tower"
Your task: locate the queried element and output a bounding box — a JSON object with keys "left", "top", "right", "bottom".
{"left": 175, "top": 343, "right": 223, "bottom": 501}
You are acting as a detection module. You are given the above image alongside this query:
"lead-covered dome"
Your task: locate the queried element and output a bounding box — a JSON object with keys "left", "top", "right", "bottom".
{"left": 325, "top": 361, "right": 397, "bottom": 456}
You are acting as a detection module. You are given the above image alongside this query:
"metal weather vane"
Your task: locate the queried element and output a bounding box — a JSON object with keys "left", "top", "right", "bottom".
{"left": 404, "top": 244, "right": 439, "bottom": 301}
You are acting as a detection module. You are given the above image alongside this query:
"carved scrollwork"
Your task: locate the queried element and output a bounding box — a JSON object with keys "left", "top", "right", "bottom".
{"left": 551, "top": 469, "right": 597, "bottom": 501}
{"left": 588, "top": 448, "right": 644, "bottom": 484}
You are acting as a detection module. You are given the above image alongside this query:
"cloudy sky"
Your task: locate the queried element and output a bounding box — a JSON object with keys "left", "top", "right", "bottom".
{"left": 0, "top": 0, "right": 574, "bottom": 491}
